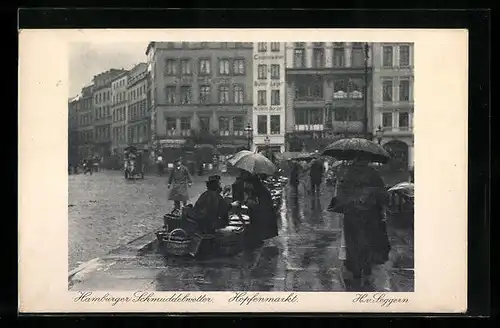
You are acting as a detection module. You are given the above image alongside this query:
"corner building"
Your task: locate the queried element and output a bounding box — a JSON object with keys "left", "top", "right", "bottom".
{"left": 285, "top": 42, "right": 373, "bottom": 151}
{"left": 252, "top": 42, "right": 286, "bottom": 153}
{"left": 147, "top": 42, "right": 253, "bottom": 167}
{"left": 371, "top": 43, "right": 414, "bottom": 170}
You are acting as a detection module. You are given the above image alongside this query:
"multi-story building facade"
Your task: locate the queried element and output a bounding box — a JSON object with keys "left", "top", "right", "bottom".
{"left": 285, "top": 42, "right": 373, "bottom": 151}
{"left": 92, "top": 69, "right": 127, "bottom": 161}
{"left": 68, "top": 97, "right": 79, "bottom": 166}
{"left": 111, "top": 71, "right": 129, "bottom": 156}
{"left": 252, "top": 42, "right": 286, "bottom": 153}
{"left": 126, "top": 63, "right": 151, "bottom": 153}
{"left": 372, "top": 43, "right": 414, "bottom": 170}
{"left": 76, "top": 84, "right": 95, "bottom": 161}
{"left": 146, "top": 42, "right": 253, "bottom": 166}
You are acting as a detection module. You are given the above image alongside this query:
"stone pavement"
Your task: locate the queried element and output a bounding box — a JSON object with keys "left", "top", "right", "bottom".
{"left": 69, "top": 180, "right": 414, "bottom": 292}
{"left": 69, "top": 170, "right": 235, "bottom": 272}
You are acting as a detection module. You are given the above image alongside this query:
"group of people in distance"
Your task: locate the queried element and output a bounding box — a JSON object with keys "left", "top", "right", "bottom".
{"left": 166, "top": 158, "right": 278, "bottom": 247}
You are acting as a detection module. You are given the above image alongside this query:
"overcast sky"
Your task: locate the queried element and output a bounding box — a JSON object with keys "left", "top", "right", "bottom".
{"left": 69, "top": 42, "right": 148, "bottom": 97}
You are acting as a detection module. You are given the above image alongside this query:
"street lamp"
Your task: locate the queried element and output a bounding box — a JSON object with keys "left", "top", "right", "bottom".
{"left": 364, "top": 43, "right": 370, "bottom": 139}
{"left": 375, "top": 125, "right": 384, "bottom": 145}
{"left": 244, "top": 123, "right": 253, "bottom": 151}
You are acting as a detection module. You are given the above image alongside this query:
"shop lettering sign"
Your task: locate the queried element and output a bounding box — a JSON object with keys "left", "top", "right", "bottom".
{"left": 159, "top": 139, "right": 186, "bottom": 145}
{"left": 253, "top": 106, "right": 283, "bottom": 112}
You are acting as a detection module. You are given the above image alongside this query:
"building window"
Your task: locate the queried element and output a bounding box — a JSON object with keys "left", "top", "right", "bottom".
{"left": 270, "top": 115, "right": 280, "bottom": 135}
{"left": 219, "top": 116, "right": 230, "bottom": 135}
{"left": 383, "top": 46, "right": 394, "bottom": 68}
{"left": 351, "top": 43, "right": 365, "bottom": 67}
{"left": 219, "top": 59, "right": 230, "bottom": 76}
{"left": 382, "top": 112, "right": 393, "bottom": 128}
{"left": 219, "top": 85, "right": 230, "bottom": 104}
{"left": 334, "top": 108, "right": 362, "bottom": 121}
{"left": 271, "top": 42, "right": 280, "bottom": 52}
{"left": 166, "top": 86, "right": 176, "bottom": 104}
{"left": 199, "top": 117, "right": 210, "bottom": 132}
{"left": 258, "top": 42, "right": 267, "bottom": 52}
{"left": 294, "top": 48, "right": 305, "bottom": 68}
{"left": 233, "top": 59, "right": 245, "bottom": 75}
{"left": 199, "top": 59, "right": 211, "bottom": 75}
{"left": 258, "top": 64, "right": 267, "bottom": 79}
{"left": 294, "top": 108, "right": 307, "bottom": 125}
{"left": 295, "top": 77, "right": 323, "bottom": 100}
{"left": 333, "top": 44, "right": 345, "bottom": 67}
{"left": 180, "top": 86, "right": 192, "bottom": 104}
{"left": 180, "top": 117, "right": 191, "bottom": 136}
{"left": 383, "top": 80, "right": 393, "bottom": 101}
{"left": 233, "top": 85, "right": 244, "bottom": 104}
{"left": 399, "top": 112, "right": 409, "bottom": 129}
{"left": 313, "top": 47, "right": 325, "bottom": 68}
{"left": 258, "top": 90, "right": 267, "bottom": 106}
{"left": 232, "top": 116, "right": 244, "bottom": 136}
{"left": 399, "top": 80, "right": 410, "bottom": 101}
{"left": 199, "top": 85, "right": 211, "bottom": 104}
{"left": 166, "top": 117, "right": 177, "bottom": 135}
{"left": 257, "top": 115, "right": 268, "bottom": 135}
{"left": 270, "top": 64, "right": 280, "bottom": 80}
{"left": 180, "top": 59, "right": 192, "bottom": 75}
{"left": 400, "top": 45, "right": 410, "bottom": 67}
{"left": 271, "top": 90, "right": 280, "bottom": 105}
{"left": 165, "top": 59, "right": 177, "bottom": 75}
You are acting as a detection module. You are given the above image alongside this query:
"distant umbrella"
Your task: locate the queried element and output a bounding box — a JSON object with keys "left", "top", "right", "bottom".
{"left": 227, "top": 150, "right": 253, "bottom": 166}
{"left": 231, "top": 153, "right": 277, "bottom": 175}
{"left": 322, "top": 138, "right": 391, "bottom": 164}
{"left": 388, "top": 182, "right": 414, "bottom": 195}
{"left": 295, "top": 152, "right": 318, "bottom": 162}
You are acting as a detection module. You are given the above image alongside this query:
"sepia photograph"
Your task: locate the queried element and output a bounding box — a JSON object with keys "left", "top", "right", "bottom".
{"left": 19, "top": 28, "right": 467, "bottom": 313}
{"left": 67, "top": 41, "right": 415, "bottom": 292}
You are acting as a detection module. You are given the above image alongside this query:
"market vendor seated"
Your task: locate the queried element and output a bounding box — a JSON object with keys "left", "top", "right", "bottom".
{"left": 190, "top": 175, "right": 239, "bottom": 234}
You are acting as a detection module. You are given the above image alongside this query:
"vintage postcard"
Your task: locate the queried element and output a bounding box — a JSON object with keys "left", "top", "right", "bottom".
{"left": 18, "top": 29, "right": 468, "bottom": 313}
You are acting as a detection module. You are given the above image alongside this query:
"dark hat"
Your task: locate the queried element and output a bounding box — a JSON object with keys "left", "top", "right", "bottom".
{"left": 207, "top": 175, "right": 221, "bottom": 182}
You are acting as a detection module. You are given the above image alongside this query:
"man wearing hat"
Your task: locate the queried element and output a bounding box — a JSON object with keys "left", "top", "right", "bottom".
{"left": 190, "top": 175, "right": 239, "bottom": 234}
{"left": 167, "top": 158, "right": 192, "bottom": 210}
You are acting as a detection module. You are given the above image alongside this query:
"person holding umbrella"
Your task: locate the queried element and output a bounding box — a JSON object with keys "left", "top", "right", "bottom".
{"left": 323, "top": 138, "right": 392, "bottom": 290}
{"left": 228, "top": 151, "right": 279, "bottom": 247}
{"left": 167, "top": 158, "right": 192, "bottom": 211}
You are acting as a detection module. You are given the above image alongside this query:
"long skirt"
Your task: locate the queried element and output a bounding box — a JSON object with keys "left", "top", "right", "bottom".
{"left": 342, "top": 209, "right": 391, "bottom": 277}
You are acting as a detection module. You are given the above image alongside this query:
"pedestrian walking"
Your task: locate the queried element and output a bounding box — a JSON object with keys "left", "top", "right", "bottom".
{"left": 310, "top": 157, "right": 324, "bottom": 196}
{"left": 167, "top": 158, "right": 192, "bottom": 211}
{"left": 157, "top": 155, "right": 164, "bottom": 176}
{"left": 289, "top": 160, "right": 300, "bottom": 204}
{"left": 330, "top": 158, "right": 391, "bottom": 290}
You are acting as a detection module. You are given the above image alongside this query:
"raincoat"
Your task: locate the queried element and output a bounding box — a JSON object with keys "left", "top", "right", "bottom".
{"left": 335, "top": 162, "right": 391, "bottom": 277}
{"left": 168, "top": 165, "right": 192, "bottom": 201}
{"left": 191, "top": 187, "right": 232, "bottom": 234}
{"left": 243, "top": 176, "right": 278, "bottom": 241}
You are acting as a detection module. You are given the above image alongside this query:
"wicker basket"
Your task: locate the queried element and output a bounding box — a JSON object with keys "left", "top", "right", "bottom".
{"left": 163, "top": 213, "right": 183, "bottom": 232}
{"left": 164, "top": 228, "right": 191, "bottom": 256}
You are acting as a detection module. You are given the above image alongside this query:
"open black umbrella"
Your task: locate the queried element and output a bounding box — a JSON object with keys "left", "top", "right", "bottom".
{"left": 295, "top": 152, "right": 318, "bottom": 162}
{"left": 322, "top": 138, "right": 391, "bottom": 164}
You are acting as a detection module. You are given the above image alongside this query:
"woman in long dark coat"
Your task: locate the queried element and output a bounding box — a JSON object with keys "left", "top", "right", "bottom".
{"left": 232, "top": 170, "right": 278, "bottom": 246}
{"left": 334, "top": 158, "right": 391, "bottom": 288}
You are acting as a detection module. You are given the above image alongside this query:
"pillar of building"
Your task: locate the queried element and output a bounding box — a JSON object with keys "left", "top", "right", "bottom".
{"left": 324, "top": 42, "right": 333, "bottom": 68}
{"left": 344, "top": 42, "right": 352, "bottom": 67}
{"left": 408, "top": 142, "right": 414, "bottom": 170}
{"left": 306, "top": 42, "right": 313, "bottom": 68}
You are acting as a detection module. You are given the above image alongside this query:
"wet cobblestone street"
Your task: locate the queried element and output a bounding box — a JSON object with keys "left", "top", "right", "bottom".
{"left": 68, "top": 170, "right": 232, "bottom": 271}
{"left": 69, "top": 171, "right": 414, "bottom": 292}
